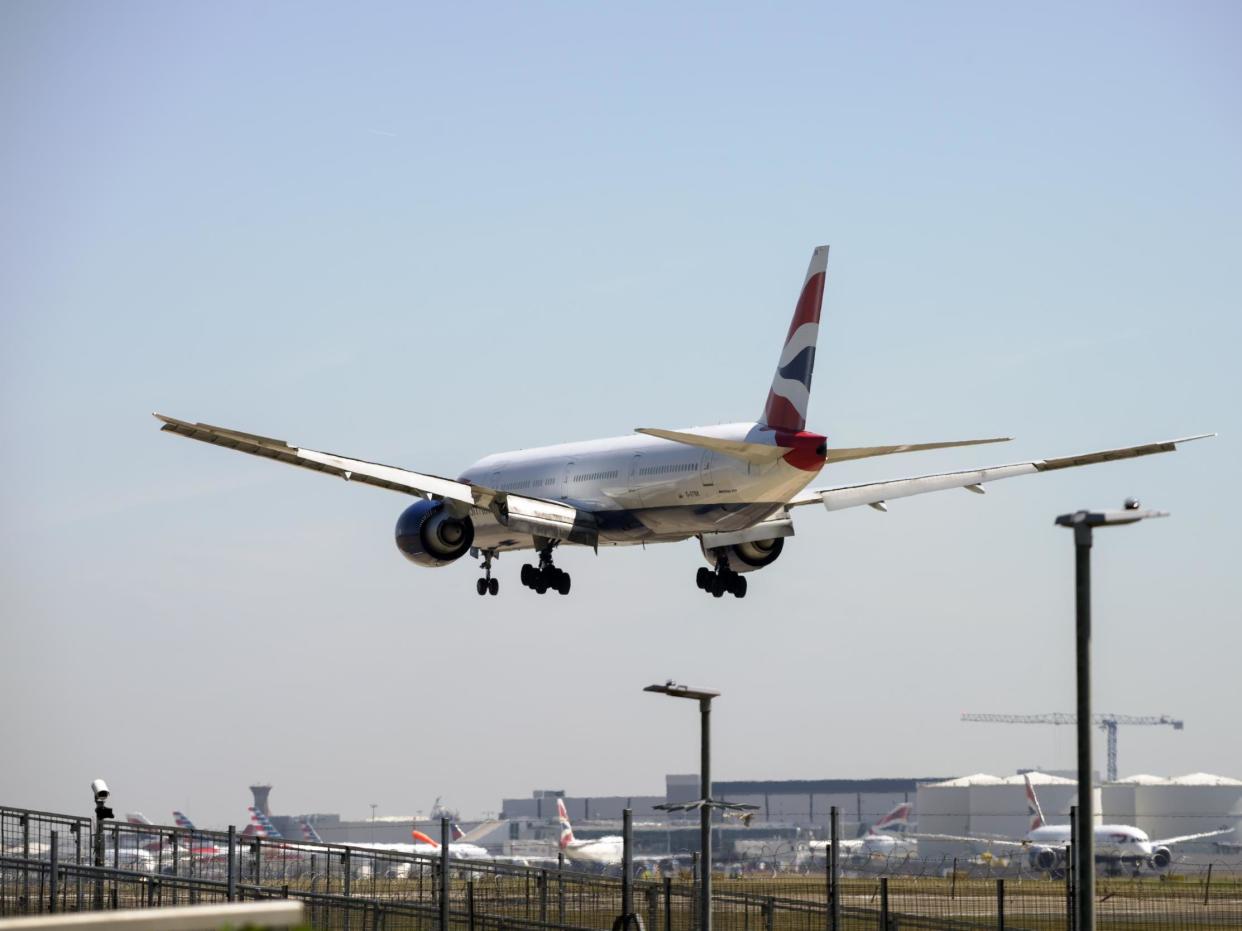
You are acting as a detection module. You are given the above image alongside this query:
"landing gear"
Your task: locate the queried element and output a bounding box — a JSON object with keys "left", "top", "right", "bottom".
{"left": 522, "top": 540, "right": 571, "bottom": 595}
{"left": 476, "top": 550, "right": 499, "bottom": 596}
{"left": 696, "top": 556, "right": 747, "bottom": 598}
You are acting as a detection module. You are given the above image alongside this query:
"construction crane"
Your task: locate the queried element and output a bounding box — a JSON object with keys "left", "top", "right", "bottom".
{"left": 960, "top": 713, "right": 1184, "bottom": 782}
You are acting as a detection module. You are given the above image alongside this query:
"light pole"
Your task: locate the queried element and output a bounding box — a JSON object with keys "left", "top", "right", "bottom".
{"left": 1055, "top": 498, "right": 1166, "bottom": 931}
{"left": 645, "top": 681, "right": 756, "bottom": 931}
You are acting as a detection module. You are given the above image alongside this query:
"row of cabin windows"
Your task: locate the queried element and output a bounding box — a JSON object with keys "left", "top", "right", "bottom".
{"left": 638, "top": 462, "right": 698, "bottom": 476}
{"left": 499, "top": 477, "right": 559, "bottom": 491}
{"left": 573, "top": 470, "right": 620, "bottom": 483}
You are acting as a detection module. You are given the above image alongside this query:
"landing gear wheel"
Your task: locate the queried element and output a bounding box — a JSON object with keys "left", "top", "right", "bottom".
{"left": 696, "top": 567, "right": 711, "bottom": 590}
{"left": 557, "top": 574, "right": 571, "bottom": 596}
{"left": 488, "top": 578, "right": 499, "bottom": 596}
{"left": 710, "top": 577, "right": 725, "bottom": 598}
{"left": 521, "top": 564, "right": 535, "bottom": 587}
{"left": 731, "top": 575, "right": 747, "bottom": 598}
{"left": 535, "top": 578, "right": 548, "bottom": 595}
{"left": 476, "top": 578, "right": 487, "bottom": 596}
{"left": 526, "top": 538, "right": 570, "bottom": 595}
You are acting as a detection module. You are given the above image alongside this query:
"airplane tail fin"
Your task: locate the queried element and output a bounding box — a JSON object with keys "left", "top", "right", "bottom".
{"left": 556, "top": 798, "right": 575, "bottom": 848}
{"left": 172, "top": 811, "right": 196, "bottom": 831}
{"left": 412, "top": 830, "right": 440, "bottom": 847}
{"left": 302, "top": 819, "right": 324, "bottom": 843}
{"left": 451, "top": 823, "right": 466, "bottom": 842}
{"left": 126, "top": 812, "right": 154, "bottom": 826}
{"left": 760, "top": 245, "right": 829, "bottom": 432}
{"left": 1025, "top": 775, "right": 1046, "bottom": 832}
{"left": 873, "top": 803, "right": 913, "bottom": 833}
{"left": 248, "top": 806, "right": 284, "bottom": 839}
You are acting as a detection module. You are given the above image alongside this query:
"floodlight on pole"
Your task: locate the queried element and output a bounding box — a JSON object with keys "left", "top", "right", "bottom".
{"left": 645, "top": 681, "right": 755, "bottom": 931}
{"left": 1055, "top": 498, "right": 1167, "bottom": 931}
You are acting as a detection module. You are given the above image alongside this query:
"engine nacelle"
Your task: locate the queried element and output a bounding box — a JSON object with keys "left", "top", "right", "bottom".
{"left": 700, "top": 537, "right": 785, "bottom": 573}
{"left": 1150, "top": 846, "right": 1172, "bottom": 870}
{"left": 1030, "top": 846, "right": 1059, "bottom": 871}
{"left": 395, "top": 500, "right": 475, "bottom": 567}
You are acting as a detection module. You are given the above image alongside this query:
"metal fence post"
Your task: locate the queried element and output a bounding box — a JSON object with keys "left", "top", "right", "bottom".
{"left": 253, "top": 839, "right": 261, "bottom": 885}
{"left": 996, "top": 878, "right": 1004, "bottom": 931}
{"left": 92, "top": 813, "right": 104, "bottom": 911}
{"left": 21, "top": 813, "right": 30, "bottom": 914}
{"left": 950, "top": 858, "right": 957, "bottom": 899}
{"left": 440, "top": 817, "right": 451, "bottom": 931}
{"left": 879, "top": 877, "right": 888, "bottom": 931}
{"left": 49, "top": 830, "right": 59, "bottom": 914}
{"left": 539, "top": 869, "right": 549, "bottom": 924}
{"left": 664, "top": 875, "right": 673, "bottom": 931}
{"left": 227, "top": 825, "right": 237, "bottom": 902}
{"left": 558, "top": 853, "right": 565, "bottom": 926}
{"left": 763, "top": 896, "right": 774, "bottom": 931}
{"left": 1204, "top": 863, "right": 1213, "bottom": 905}
{"left": 829, "top": 806, "right": 840, "bottom": 931}
{"left": 622, "top": 808, "right": 633, "bottom": 926}
{"left": 73, "top": 822, "right": 83, "bottom": 912}
{"left": 344, "top": 848, "right": 353, "bottom": 931}
{"left": 468, "top": 878, "right": 476, "bottom": 931}
{"left": 647, "top": 883, "right": 659, "bottom": 931}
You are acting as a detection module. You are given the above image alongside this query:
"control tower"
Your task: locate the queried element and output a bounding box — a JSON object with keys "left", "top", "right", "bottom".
{"left": 250, "top": 784, "right": 273, "bottom": 817}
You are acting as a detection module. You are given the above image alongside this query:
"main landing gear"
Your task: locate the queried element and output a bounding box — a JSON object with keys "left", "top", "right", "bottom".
{"left": 696, "top": 557, "right": 747, "bottom": 599}
{"left": 521, "top": 540, "right": 571, "bottom": 596}
{"left": 475, "top": 549, "right": 499, "bottom": 596}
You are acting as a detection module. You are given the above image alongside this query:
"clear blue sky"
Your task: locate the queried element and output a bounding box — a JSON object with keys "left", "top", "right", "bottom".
{"left": 2, "top": 1, "right": 1239, "bottom": 827}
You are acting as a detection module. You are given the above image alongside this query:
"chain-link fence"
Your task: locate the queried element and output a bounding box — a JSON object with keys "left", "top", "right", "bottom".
{"left": 4, "top": 805, "right": 1241, "bottom": 930}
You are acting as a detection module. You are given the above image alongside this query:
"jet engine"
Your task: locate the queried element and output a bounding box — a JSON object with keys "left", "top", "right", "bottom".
{"left": 699, "top": 536, "right": 784, "bottom": 573}
{"left": 1030, "top": 847, "right": 1059, "bottom": 871}
{"left": 1150, "top": 846, "right": 1172, "bottom": 870}
{"left": 395, "top": 500, "right": 475, "bottom": 567}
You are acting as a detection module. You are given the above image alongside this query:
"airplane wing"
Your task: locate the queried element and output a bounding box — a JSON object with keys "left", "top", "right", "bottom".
{"left": 154, "top": 414, "right": 597, "bottom": 546}
{"left": 1149, "top": 827, "right": 1235, "bottom": 847}
{"left": 906, "top": 832, "right": 1029, "bottom": 848}
{"left": 789, "top": 436, "right": 1214, "bottom": 513}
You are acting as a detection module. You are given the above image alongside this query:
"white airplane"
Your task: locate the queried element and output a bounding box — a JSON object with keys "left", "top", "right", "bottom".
{"left": 556, "top": 798, "right": 624, "bottom": 866}
{"left": 808, "top": 802, "right": 916, "bottom": 860}
{"left": 914, "top": 774, "right": 1232, "bottom": 875}
{"left": 155, "top": 245, "right": 1211, "bottom": 599}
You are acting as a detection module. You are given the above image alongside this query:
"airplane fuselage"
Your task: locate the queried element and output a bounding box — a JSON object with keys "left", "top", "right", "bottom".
{"left": 458, "top": 422, "right": 825, "bottom": 549}
{"left": 1027, "top": 824, "right": 1162, "bottom": 863}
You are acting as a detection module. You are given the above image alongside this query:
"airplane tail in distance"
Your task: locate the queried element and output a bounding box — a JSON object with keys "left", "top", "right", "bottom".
{"left": 556, "top": 798, "right": 575, "bottom": 848}
{"left": 761, "top": 245, "right": 829, "bottom": 433}
{"left": 872, "top": 802, "right": 913, "bottom": 833}
{"left": 126, "top": 812, "right": 154, "bottom": 826}
{"left": 1025, "top": 775, "right": 1046, "bottom": 832}
{"left": 173, "top": 811, "right": 196, "bottom": 831}
{"left": 302, "top": 819, "right": 324, "bottom": 843}
{"left": 451, "top": 823, "right": 465, "bottom": 841}
{"left": 248, "top": 806, "right": 284, "bottom": 839}
{"left": 412, "top": 830, "right": 440, "bottom": 847}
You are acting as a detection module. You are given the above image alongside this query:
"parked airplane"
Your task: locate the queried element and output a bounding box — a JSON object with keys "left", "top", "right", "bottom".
{"left": 155, "top": 246, "right": 1211, "bottom": 599}
{"left": 556, "top": 799, "right": 625, "bottom": 866}
{"left": 914, "top": 775, "right": 1231, "bottom": 875}
{"left": 808, "top": 803, "right": 916, "bottom": 860}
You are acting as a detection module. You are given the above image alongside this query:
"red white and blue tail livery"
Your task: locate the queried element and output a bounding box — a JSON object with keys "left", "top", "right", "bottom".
{"left": 156, "top": 246, "right": 1212, "bottom": 599}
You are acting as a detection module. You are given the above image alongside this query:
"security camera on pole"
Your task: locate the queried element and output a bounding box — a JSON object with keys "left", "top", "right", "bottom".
{"left": 91, "top": 779, "right": 113, "bottom": 909}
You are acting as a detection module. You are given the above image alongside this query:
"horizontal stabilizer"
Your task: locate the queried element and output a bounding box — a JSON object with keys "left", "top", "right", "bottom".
{"left": 634, "top": 428, "right": 791, "bottom": 464}
{"left": 824, "top": 437, "right": 1011, "bottom": 464}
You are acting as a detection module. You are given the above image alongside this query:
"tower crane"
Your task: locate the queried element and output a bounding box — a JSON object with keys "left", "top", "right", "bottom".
{"left": 960, "top": 713, "right": 1184, "bottom": 782}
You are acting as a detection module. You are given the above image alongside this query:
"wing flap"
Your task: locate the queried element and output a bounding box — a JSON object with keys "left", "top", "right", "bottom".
{"left": 156, "top": 414, "right": 479, "bottom": 504}
{"left": 1148, "top": 827, "right": 1233, "bottom": 847}
{"left": 155, "top": 413, "right": 599, "bottom": 545}
{"left": 792, "top": 435, "right": 1214, "bottom": 513}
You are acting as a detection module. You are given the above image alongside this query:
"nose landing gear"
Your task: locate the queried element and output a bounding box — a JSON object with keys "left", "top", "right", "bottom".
{"left": 476, "top": 549, "right": 499, "bottom": 596}
{"left": 521, "top": 539, "right": 571, "bottom": 595}
{"left": 696, "top": 556, "right": 747, "bottom": 598}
